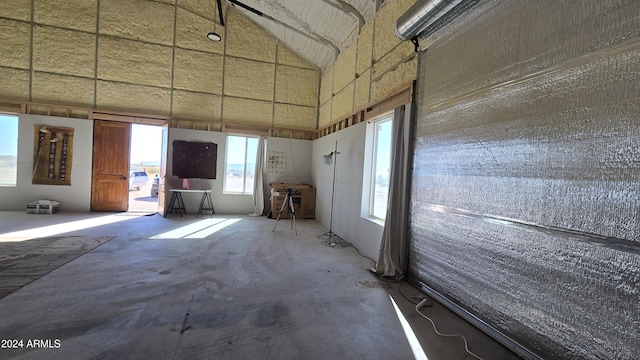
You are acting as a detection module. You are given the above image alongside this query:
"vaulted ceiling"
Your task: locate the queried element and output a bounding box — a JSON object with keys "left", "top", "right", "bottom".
{"left": 225, "top": 0, "right": 386, "bottom": 71}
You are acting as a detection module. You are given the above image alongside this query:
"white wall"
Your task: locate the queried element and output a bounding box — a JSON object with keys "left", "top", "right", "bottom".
{"left": 0, "top": 115, "right": 380, "bottom": 255}
{"left": 167, "top": 128, "right": 313, "bottom": 215}
{"left": 264, "top": 137, "right": 312, "bottom": 186}
{"left": 0, "top": 114, "right": 93, "bottom": 211}
{"left": 311, "top": 123, "right": 384, "bottom": 261}
{"left": 166, "top": 125, "right": 384, "bottom": 260}
{"left": 263, "top": 137, "right": 313, "bottom": 216}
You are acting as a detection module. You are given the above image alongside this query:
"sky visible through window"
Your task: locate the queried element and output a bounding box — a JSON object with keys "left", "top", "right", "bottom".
{"left": 130, "top": 124, "right": 162, "bottom": 165}
{"left": 0, "top": 114, "right": 18, "bottom": 186}
{"left": 376, "top": 120, "right": 392, "bottom": 183}
{"left": 372, "top": 119, "right": 392, "bottom": 219}
{"left": 225, "top": 135, "right": 258, "bottom": 193}
{"left": 0, "top": 115, "right": 18, "bottom": 156}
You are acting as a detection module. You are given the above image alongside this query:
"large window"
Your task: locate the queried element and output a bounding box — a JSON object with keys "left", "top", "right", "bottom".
{"left": 0, "top": 114, "right": 19, "bottom": 187}
{"left": 224, "top": 135, "right": 258, "bottom": 194}
{"left": 362, "top": 113, "right": 393, "bottom": 221}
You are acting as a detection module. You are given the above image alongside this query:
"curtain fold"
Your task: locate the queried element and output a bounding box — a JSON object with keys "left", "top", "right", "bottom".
{"left": 249, "top": 137, "right": 265, "bottom": 216}
{"left": 373, "top": 105, "right": 410, "bottom": 280}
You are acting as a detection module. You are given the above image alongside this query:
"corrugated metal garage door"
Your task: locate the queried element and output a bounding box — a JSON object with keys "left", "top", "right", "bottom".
{"left": 408, "top": 1, "right": 640, "bottom": 358}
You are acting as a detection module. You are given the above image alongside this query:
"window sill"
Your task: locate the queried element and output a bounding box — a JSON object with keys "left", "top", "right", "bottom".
{"left": 223, "top": 191, "right": 253, "bottom": 196}
{"left": 361, "top": 216, "right": 385, "bottom": 227}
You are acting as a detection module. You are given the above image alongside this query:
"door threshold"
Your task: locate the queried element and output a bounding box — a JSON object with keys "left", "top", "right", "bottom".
{"left": 117, "top": 211, "right": 158, "bottom": 216}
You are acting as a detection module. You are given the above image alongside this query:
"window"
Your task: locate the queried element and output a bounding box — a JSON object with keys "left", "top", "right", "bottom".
{"left": 224, "top": 135, "right": 258, "bottom": 194}
{"left": 362, "top": 113, "right": 393, "bottom": 222}
{"left": 0, "top": 114, "right": 19, "bottom": 187}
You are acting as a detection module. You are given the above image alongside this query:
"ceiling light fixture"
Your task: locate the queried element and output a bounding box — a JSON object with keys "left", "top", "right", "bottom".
{"left": 206, "top": 32, "right": 221, "bottom": 42}
{"left": 207, "top": 0, "right": 225, "bottom": 42}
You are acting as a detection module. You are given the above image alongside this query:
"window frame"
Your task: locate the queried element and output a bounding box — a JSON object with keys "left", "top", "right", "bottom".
{"left": 361, "top": 112, "right": 393, "bottom": 224}
{"left": 223, "top": 135, "right": 259, "bottom": 195}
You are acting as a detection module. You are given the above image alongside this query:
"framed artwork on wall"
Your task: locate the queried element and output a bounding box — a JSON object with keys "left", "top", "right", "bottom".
{"left": 32, "top": 125, "right": 74, "bottom": 185}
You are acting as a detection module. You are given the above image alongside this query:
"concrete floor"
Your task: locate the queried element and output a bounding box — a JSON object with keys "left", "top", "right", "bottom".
{"left": 0, "top": 212, "right": 520, "bottom": 360}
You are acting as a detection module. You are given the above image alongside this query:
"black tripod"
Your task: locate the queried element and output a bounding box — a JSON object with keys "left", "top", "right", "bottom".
{"left": 272, "top": 188, "right": 297, "bottom": 235}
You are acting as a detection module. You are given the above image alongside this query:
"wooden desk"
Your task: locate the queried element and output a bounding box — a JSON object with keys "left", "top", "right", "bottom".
{"left": 168, "top": 189, "right": 214, "bottom": 218}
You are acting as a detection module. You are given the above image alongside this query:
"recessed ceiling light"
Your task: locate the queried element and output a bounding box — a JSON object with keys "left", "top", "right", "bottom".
{"left": 207, "top": 32, "right": 221, "bottom": 42}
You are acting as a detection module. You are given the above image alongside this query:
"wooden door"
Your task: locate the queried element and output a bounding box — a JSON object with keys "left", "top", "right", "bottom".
{"left": 91, "top": 120, "right": 131, "bottom": 211}
{"left": 158, "top": 123, "right": 169, "bottom": 216}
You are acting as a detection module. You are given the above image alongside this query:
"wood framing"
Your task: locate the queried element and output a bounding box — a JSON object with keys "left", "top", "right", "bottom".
{"left": 314, "top": 81, "right": 415, "bottom": 139}
{"left": 0, "top": 99, "right": 315, "bottom": 140}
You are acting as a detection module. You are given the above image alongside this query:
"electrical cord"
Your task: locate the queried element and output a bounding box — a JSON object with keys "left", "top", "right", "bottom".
{"left": 398, "top": 281, "right": 433, "bottom": 307}
{"left": 318, "top": 233, "right": 375, "bottom": 265}
{"left": 329, "top": 234, "right": 480, "bottom": 360}
{"left": 346, "top": 242, "right": 376, "bottom": 265}
{"left": 335, "top": 239, "right": 480, "bottom": 359}
{"left": 415, "top": 299, "right": 485, "bottom": 360}
{"left": 345, "top": 247, "right": 479, "bottom": 359}
{"left": 333, "top": 238, "right": 433, "bottom": 307}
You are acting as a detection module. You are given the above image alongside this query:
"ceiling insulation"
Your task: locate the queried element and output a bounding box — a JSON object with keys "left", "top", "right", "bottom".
{"left": 227, "top": 0, "right": 380, "bottom": 71}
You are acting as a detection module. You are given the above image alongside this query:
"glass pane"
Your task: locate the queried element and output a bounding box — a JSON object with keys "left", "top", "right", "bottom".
{"left": 225, "top": 136, "right": 246, "bottom": 192}
{"left": 372, "top": 120, "right": 392, "bottom": 219}
{"left": 244, "top": 137, "right": 259, "bottom": 193}
{"left": 0, "top": 115, "right": 18, "bottom": 186}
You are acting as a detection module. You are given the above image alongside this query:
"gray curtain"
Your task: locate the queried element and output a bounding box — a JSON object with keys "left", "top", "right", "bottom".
{"left": 249, "top": 137, "right": 265, "bottom": 216}
{"left": 373, "top": 105, "right": 410, "bottom": 280}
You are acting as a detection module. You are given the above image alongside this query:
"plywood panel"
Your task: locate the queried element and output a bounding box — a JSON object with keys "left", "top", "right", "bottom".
{"left": 224, "top": 57, "right": 274, "bottom": 101}
{"left": 33, "top": 26, "right": 96, "bottom": 78}
{"left": 174, "top": 48, "right": 223, "bottom": 94}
